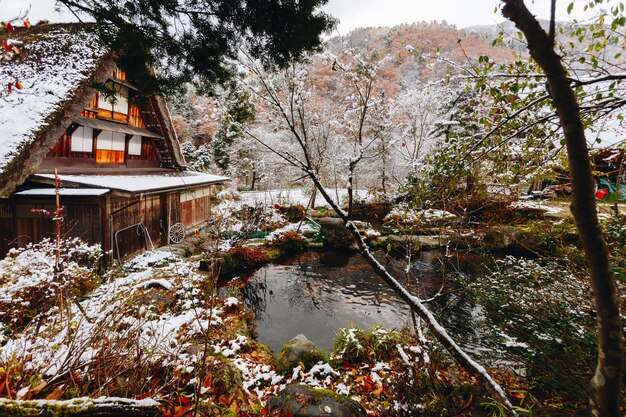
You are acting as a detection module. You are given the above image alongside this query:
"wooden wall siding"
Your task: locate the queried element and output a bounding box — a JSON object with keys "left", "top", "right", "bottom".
{"left": 180, "top": 186, "right": 213, "bottom": 227}
{"left": 128, "top": 103, "right": 146, "bottom": 128}
{"left": 169, "top": 192, "right": 181, "bottom": 225}
{"left": 80, "top": 109, "right": 98, "bottom": 119}
{"left": 47, "top": 131, "right": 158, "bottom": 162}
{"left": 48, "top": 133, "right": 94, "bottom": 159}
{"left": 81, "top": 95, "right": 99, "bottom": 117}
{"left": 16, "top": 217, "right": 53, "bottom": 247}
{"left": 10, "top": 201, "right": 101, "bottom": 251}
{"left": 180, "top": 195, "right": 211, "bottom": 227}
{"left": 111, "top": 195, "right": 162, "bottom": 259}
{"left": 97, "top": 108, "right": 128, "bottom": 123}
{"left": 95, "top": 149, "right": 125, "bottom": 164}
{"left": 113, "top": 68, "right": 127, "bottom": 81}
{"left": 45, "top": 67, "right": 160, "bottom": 164}
{"left": 126, "top": 139, "right": 158, "bottom": 161}
{"left": 0, "top": 203, "right": 15, "bottom": 257}
{"left": 64, "top": 204, "right": 102, "bottom": 245}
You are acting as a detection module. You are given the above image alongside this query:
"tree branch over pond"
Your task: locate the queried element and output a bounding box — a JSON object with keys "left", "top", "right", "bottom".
{"left": 240, "top": 53, "right": 519, "bottom": 415}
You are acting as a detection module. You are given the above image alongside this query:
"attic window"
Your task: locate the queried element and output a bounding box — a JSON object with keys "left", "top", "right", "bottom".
{"left": 96, "top": 131, "right": 126, "bottom": 164}
{"left": 128, "top": 135, "right": 142, "bottom": 156}
{"left": 70, "top": 126, "right": 93, "bottom": 153}
{"left": 98, "top": 81, "right": 129, "bottom": 115}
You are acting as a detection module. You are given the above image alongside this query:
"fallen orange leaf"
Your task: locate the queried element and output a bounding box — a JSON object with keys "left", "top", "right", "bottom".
{"left": 217, "top": 394, "right": 231, "bottom": 406}
{"left": 202, "top": 374, "right": 213, "bottom": 388}
{"left": 45, "top": 387, "right": 64, "bottom": 400}
{"left": 31, "top": 381, "right": 47, "bottom": 396}
{"left": 173, "top": 404, "right": 191, "bottom": 417}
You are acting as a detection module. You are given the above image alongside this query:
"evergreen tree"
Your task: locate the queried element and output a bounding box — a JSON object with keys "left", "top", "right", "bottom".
{"left": 57, "top": 0, "right": 335, "bottom": 91}
{"left": 212, "top": 87, "right": 255, "bottom": 172}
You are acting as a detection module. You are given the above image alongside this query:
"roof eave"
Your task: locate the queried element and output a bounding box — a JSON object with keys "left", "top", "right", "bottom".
{"left": 30, "top": 174, "right": 231, "bottom": 197}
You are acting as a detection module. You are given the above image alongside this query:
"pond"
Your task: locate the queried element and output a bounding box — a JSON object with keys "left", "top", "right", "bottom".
{"left": 224, "top": 249, "right": 492, "bottom": 356}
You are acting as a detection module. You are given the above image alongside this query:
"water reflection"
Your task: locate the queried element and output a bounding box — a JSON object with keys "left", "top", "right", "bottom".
{"left": 227, "top": 250, "right": 490, "bottom": 355}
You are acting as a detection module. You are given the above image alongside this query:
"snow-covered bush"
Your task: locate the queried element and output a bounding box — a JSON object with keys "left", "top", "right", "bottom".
{"left": 180, "top": 140, "right": 213, "bottom": 172}
{"left": 0, "top": 238, "right": 102, "bottom": 331}
{"left": 210, "top": 188, "right": 287, "bottom": 248}
{"left": 455, "top": 256, "right": 598, "bottom": 399}
{"left": 384, "top": 205, "right": 457, "bottom": 228}
{"left": 0, "top": 251, "right": 275, "bottom": 403}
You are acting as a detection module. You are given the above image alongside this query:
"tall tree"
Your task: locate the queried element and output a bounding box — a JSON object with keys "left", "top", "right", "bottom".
{"left": 500, "top": 1, "right": 623, "bottom": 416}
{"left": 56, "top": 0, "right": 334, "bottom": 90}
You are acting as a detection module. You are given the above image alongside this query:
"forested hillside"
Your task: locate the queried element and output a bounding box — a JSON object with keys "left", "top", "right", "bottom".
{"left": 171, "top": 21, "right": 520, "bottom": 192}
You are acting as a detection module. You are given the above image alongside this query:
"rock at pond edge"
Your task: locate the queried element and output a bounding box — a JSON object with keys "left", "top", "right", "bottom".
{"left": 277, "top": 334, "right": 328, "bottom": 374}
{"left": 269, "top": 384, "right": 366, "bottom": 417}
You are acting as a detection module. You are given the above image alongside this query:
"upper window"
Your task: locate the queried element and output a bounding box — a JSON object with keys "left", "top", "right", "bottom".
{"left": 98, "top": 81, "right": 129, "bottom": 115}
{"left": 70, "top": 126, "right": 93, "bottom": 153}
{"left": 97, "top": 131, "right": 126, "bottom": 151}
{"left": 95, "top": 130, "right": 126, "bottom": 164}
{"left": 128, "top": 135, "right": 142, "bottom": 156}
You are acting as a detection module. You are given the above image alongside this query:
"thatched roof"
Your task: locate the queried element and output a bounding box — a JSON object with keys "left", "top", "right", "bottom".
{"left": 0, "top": 23, "right": 186, "bottom": 198}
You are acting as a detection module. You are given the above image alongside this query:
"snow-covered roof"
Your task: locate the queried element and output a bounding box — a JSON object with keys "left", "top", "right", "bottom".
{"left": 34, "top": 172, "right": 230, "bottom": 194}
{"left": 0, "top": 24, "right": 106, "bottom": 174}
{"left": 0, "top": 24, "right": 191, "bottom": 198}
{"left": 14, "top": 188, "right": 111, "bottom": 197}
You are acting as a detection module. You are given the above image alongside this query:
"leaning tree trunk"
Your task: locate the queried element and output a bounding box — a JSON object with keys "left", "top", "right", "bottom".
{"left": 0, "top": 397, "right": 163, "bottom": 417}
{"left": 305, "top": 169, "right": 518, "bottom": 415}
{"left": 501, "top": 1, "right": 624, "bottom": 415}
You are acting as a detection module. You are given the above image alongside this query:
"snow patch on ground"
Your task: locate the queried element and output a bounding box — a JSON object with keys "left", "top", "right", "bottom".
{"left": 241, "top": 188, "right": 371, "bottom": 208}
{"left": 510, "top": 200, "right": 563, "bottom": 215}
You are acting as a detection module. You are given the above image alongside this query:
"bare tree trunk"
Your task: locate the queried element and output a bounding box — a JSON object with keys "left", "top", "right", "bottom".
{"left": 251, "top": 170, "right": 257, "bottom": 191}
{"left": 501, "top": 2, "right": 623, "bottom": 415}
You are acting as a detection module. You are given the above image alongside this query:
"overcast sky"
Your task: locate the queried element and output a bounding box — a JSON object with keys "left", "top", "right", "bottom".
{"left": 1, "top": 0, "right": 593, "bottom": 32}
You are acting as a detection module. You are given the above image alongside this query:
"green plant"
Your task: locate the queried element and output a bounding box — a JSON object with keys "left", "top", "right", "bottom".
{"left": 219, "top": 246, "right": 270, "bottom": 277}
{"left": 316, "top": 206, "right": 329, "bottom": 216}
{"left": 332, "top": 326, "right": 404, "bottom": 363}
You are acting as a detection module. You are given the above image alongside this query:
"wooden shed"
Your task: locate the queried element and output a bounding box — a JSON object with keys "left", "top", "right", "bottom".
{"left": 0, "top": 23, "right": 229, "bottom": 261}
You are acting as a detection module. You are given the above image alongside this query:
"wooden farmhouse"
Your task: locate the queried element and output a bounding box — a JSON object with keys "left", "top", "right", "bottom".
{"left": 0, "top": 24, "right": 229, "bottom": 261}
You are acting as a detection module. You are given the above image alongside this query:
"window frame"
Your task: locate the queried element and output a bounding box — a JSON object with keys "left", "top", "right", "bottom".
{"left": 70, "top": 126, "right": 94, "bottom": 153}
{"left": 128, "top": 135, "right": 142, "bottom": 156}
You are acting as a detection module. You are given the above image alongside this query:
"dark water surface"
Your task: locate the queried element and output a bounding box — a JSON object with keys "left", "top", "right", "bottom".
{"left": 225, "top": 250, "right": 489, "bottom": 354}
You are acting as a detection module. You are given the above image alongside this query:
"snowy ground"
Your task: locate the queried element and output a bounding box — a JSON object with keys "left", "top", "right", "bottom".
{"left": 0, "top": 245, "right": 439, "bottom": 416}
{"left": 240, "top": 188, "right": 371, "bottom": 208}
